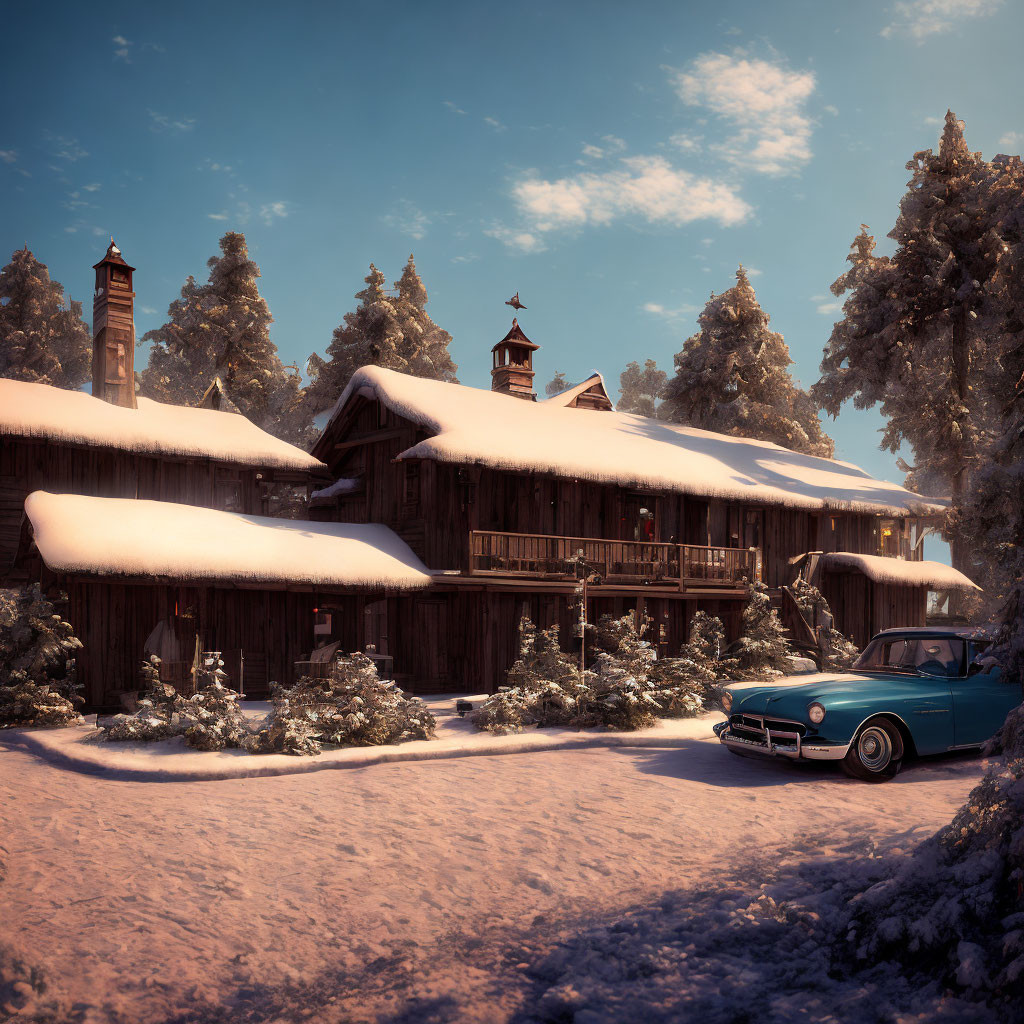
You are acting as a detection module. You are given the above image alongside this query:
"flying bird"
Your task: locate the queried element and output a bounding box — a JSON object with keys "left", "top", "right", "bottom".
{"left": 505, "top": 292, "right": 526, "bottom": 311}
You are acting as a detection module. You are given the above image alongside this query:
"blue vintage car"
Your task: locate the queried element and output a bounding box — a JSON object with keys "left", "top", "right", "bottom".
{"left": 713, "top": 627, "right": 1019, "bottom": 781}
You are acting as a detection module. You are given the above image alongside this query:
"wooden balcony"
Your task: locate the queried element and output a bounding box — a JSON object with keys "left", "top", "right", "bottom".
{"left": 467, "top": 530, "right": 759, "bottom": 587}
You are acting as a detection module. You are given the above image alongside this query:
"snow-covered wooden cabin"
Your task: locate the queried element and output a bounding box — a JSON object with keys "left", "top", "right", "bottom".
{"left": 0, "top": 242, "right": 327, "bottom": 575}
{"left": 308, "top": 320, "right": 980, "bottom": 685}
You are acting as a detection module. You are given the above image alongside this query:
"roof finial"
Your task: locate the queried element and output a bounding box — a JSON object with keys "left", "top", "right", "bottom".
{"left": 505, "top": 291, "right": 526, "bottom": 311}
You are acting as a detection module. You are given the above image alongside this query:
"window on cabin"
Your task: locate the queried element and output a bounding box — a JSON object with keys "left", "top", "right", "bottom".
{"left": 215, "top": 469, "right": 242, "bottom": 512}
{"left": 402, "top": 462, "right": 421, "bottom": 511}
{"left": 878, "top": 518, "right": 902, "bottom": 557}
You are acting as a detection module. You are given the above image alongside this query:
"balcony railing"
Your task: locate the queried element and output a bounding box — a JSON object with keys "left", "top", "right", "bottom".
{"left": 468, "top": 530, "right": 759, "bottom": 586}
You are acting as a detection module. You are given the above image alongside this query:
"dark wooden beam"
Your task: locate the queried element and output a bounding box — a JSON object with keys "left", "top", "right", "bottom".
{"left": 334, "top": 427, "right": 407, "bottom": 451}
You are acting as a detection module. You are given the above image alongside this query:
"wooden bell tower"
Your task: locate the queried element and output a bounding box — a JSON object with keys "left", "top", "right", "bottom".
{"left": 92, "top": 239, "right": 137, "bottom": 408}
{"left": 491, "top": 318, "right": 539, "bottom": 401}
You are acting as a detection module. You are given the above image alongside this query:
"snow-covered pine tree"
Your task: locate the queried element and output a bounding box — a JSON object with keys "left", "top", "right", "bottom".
{"left": 674, "top": 610, "right": 729, "bottom": 686}
{"left": 545, "top": 371, "right": 570, "bottom": 397}
{"left": 618, "top": 359, "right": 667, "bottom": 417}
{"left": 661, "top": 268, "right": 835, "bottom": 457}
{"left": 813, "top": 112, "right": 1004, "bottom": 582}
{"left": 139, "top": 233, "right": 315, "bottom": 445}
{"left": 0, "top": 247, "right": 91, "bottom": 389}
{"left": 305, "top": 256, "right": 458, "bottom": 413}
{"left": 729, "top": 580, "right": 793, "bottom": 680}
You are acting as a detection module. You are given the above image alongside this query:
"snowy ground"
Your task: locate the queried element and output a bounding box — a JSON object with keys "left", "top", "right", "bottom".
{"left": 0, "top": 700, "right": 992, "bottom": 1023}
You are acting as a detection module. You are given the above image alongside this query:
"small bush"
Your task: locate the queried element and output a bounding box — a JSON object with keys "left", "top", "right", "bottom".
{"left": 246, "top": 652, "right": 437, "bottom": 756}
{"left": 0, "top": 585, "right": 83, "bottom": 729}
{"left": 472, "top": 614, "right": 709, "bottom": 734}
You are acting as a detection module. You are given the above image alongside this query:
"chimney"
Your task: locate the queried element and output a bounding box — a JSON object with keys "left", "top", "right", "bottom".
{"left": 490, "top": 318, "right": 539, "bottom": 401}
{"left": 91, "top": 238, "right": 137, "bottom": 408}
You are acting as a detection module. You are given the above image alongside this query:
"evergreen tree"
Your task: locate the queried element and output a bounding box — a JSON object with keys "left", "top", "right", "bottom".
{"left": 0, "top": 584, "right": 83, "bottom": 728}
{"left": 139, "top": 233, "right": 315, "bottom": 446}
{"left": 306, "top": 255, "right": 458, "bottom": 413}
{"left": 545, "top": 371, "right": 570, "bottom": 397}
{"left": 618, "top": 359, "right": 667, "bottom": 417}
{"left": 0, "top": 247, "right": 91, "bottom": 389}
{"left": 728, "top": 580, "right": 793, "bottom": 679}
{"left": 813, "top": 112, "right": 1004, "bottom": 578}
{"left": 662, "top": 268, "right": 835, "bottom": 457}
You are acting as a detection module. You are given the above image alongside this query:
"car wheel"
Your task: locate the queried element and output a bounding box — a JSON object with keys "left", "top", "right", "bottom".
{"left": 841, "top": 718, "right": 904, "bottom": 782}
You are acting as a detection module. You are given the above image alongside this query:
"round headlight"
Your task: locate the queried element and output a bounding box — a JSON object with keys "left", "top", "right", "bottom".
{"left": 721, "top": 690, "right": 733, "bottom": 713}
{"left": 807, "top": 702, "right": 826, "bottom": 725}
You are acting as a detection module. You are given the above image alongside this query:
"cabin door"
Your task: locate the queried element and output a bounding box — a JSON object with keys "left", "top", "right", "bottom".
{"left": 363, "top": 599, "right": 389, "bottom": 656}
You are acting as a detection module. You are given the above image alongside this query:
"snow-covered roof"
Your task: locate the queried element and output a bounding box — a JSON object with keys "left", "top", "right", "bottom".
{"left": 311, "top": 477, "right": 362, "bottom": 501}
{"left": 324, "top": 367, "right": 948, "bottom": 516}
{"left": 819, "top": 552, "right": 980, "bottom": 591}
{"left": 24, "top": 491, "right": 434, "bottom": 591}
{"left": 544, "top": 372, "right": 611, "bottom": 408}
{"left": 0, "top": 378, "right": 324, "bottom": 473}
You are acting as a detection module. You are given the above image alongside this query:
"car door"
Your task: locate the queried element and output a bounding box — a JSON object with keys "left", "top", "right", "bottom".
{"left": 950, "top": 662, "right": 1022, "bottom": 747}
{"left": 879, "top": 637, "right": 954, "bottom": 754}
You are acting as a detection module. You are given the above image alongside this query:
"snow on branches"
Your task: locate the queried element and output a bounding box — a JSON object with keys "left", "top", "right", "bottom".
{"left": 245, "top": 652, "right": 437, "bottom": 756}
{"left": 0, "top": 584, "right": 82, "bottom": 728}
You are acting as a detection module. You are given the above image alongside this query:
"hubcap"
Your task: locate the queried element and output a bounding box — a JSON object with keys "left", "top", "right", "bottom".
{"left": 858, "top": 726, "right": 893, "bottom": 772}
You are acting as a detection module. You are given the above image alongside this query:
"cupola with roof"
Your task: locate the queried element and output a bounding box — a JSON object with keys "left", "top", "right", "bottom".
{"left": 490, "top": 317, "right": 539, "bottom": 401}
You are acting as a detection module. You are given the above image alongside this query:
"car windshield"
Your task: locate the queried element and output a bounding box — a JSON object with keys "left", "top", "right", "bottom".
{"left": 853, "top": 636, "right": 965, "bottom": 677}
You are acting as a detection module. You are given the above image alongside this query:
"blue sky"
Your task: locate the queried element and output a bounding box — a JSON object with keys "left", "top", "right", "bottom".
{"left": 2, "top": 0, "right": 1021, "bottom": 514}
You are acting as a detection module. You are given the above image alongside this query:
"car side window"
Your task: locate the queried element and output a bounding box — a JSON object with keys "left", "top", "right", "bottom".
{"left": 913, "top": 638, "right": 964, "bottom": 677}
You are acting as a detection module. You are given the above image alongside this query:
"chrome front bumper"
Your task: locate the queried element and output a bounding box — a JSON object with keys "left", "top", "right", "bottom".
{"left": 713, "top": 719, "right": 850, "bottom": 761}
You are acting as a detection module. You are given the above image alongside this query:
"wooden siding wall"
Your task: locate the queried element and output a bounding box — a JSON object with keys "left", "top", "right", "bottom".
{"left": 819, "top": 570, "right": 928, "bottom": 649}
{"left": 386, "top": 590, "right": 743, "bottom": 694}
{"left": 62, "top": 578, "right": 359, "bottom": 708}
{"left": 320, "top": 398, "right": 902, "bottom": 585}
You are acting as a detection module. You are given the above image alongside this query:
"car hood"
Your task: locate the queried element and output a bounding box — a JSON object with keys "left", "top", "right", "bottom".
{"left": 729, "top": 672, "right": 924, "bottom": 717}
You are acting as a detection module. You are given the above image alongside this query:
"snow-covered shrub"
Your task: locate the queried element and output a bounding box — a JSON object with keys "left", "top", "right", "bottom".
{"left": 473, "top": 614, "right": 708, "bottom": 734}
{"left": 840, "top": 694, "right": 1024, "bottom": 1010}
{"left": 105, "top": 653, "right": 247, "bottom": 749}
{"left": 105, "top": 655, "right": 187, "bottom": 742}
{"left": 789, "top": 577, "right": 859, "bottom": 669}
{"left": 727, "top": 579, "right": 793, "bottom": 680}
{"left": 179, "top": 656, "right": 247, "bottom": 751}
{"left": 0, "top": 585, "right": 82, "bottom": 728}
{"left": 246, "top": 652, "right": 436, "bottom": 756}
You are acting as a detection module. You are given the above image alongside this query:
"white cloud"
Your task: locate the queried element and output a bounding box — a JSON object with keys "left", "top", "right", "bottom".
{"left": 812, "top": 294, "right": 843, "bottom": 315}
{"left": 207, "top": 212, "right": 229, "bottom": 221}
{"left": 483, "top": 116, "right": 506, "bottom": 131}
{"left": 745, "top": 267, "right": 763, "bottom": 277}
{"left": 512, "top": 155, "right": 751, "bottom": 234}
{"left": 45, "top": 133, "right": 88, "bottom": 162}
{"left": 581, "top": 143, "right": 606, "bottom": 160}
{"left": 383, "top": 201, "right": 431, "bottom": 240}
{"left": 485, "top": 225, "right": 547, "bottom": 253}
{"left": 444, "top": 100, "right": 467, "bottom": 115}
{"left": 882, "top": 0, "right": 1003, "bottom": 40}
{"left": 112, "top": 34, "right": 132, "bottom": 61}
{"left": 671, "top": 52, "right": 816, "bottom": 175}
{"left": 924, "top": 115, "right": 944, "bottom": 126}
{"left": 823, "top": 104, "right": 839, "bottom": 116}
{"left": 204, "top": 160, "right": 234, "bottom": 173}
{"left": 147, "top": 110, "right": 196, "bottom": 133}
{"left": 82, "top": 182, "right": 101, "bottom": 192}
{"left": 668, "top": 132, "right": 703, "bottom": 153}
{"left": 998, "top": 131, "right": 1024, "bottom": 150}
{"left": 140, "top": 305, "right": 158, "bottom": 315}
{"left": 642, "top": 300, "right": 699, "bottom": 322}
{"left": 0, "top": 150, "right": 17, "bottom": 163}
{"left": 259, "top": 201, "right": 289, "bottom": 225}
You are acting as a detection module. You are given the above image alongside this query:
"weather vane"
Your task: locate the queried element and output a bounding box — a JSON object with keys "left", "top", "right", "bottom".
{"left": 505, "top": 291, "right": 526, "bottom": 311}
